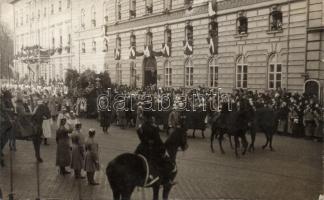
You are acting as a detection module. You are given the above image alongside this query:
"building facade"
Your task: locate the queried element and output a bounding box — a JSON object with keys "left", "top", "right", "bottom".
{"left": 10, "top": 0, "right": 324, "bottom": 100}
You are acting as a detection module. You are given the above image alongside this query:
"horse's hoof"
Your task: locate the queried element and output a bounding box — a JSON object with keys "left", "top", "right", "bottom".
{"left": 262, "top": 145, "right": 266, "bottom": 150}
{"left": 221, "top": 151, "right": 225, "bottom": 155}
{"left": 270, "top": 148, "right": 275, "bottom": 152}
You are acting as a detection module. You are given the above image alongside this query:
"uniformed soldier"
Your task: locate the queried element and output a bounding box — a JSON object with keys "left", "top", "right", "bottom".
{"left": 135, "top": 110, "right": 175, "bottom": 187}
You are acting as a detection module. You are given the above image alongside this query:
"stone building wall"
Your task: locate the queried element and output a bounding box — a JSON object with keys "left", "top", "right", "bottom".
{"left": 10, "top": 0, "right": 324, "bottom": 99}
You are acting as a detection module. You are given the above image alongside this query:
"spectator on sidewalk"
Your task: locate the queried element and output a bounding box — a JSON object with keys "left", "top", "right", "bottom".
{"left": 84, "top": 129, "right": 99, "bottom": 185}
{"left": 71, "top": 133, "right": 85, "bottom": 179}
{"left": 56, "top": 118, "right": 72, "bottom": 175}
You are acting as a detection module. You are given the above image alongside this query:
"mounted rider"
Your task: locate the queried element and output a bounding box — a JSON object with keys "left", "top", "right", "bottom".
{"left": 135, "top": 110, "right": 176, "bottom": 187}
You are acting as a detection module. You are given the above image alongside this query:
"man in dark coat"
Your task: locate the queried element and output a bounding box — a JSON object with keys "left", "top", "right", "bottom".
{"left": 135, "top": 111, "right": 165, "bottom": 162}
{"left": 0, "top": 90, "right": 14, "bottom": 167}
{"left": 32, "top": 100, "right": 51, "bottom": 162}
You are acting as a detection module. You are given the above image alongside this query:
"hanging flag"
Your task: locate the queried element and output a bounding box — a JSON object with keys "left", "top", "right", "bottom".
{"left": 161, "top": 43, "right": 170, "bottom": 57}
{"left": 183, "top": 40, "right": 193, "bottom": 55}
{"left": 114, "top": 48, "right": 121, "bottom": 60}
{"left": 144, "top": 46, "right": 150, "bottom": 57}
{"left": 129, "top": 46, "right": 136, "bottom": 59}
{"left": 208, "top": 37, "right": 215, "bottom": 54}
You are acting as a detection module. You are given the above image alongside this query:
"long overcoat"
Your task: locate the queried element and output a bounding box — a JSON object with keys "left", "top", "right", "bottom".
{"left": 56, "top": 126, "right": 71, "bottom": 167}
{"left": 71, "top": 143, "right": 84, "bottom": 170}
{"left": 84, "top": 138, "right": 99, "bottom": 172}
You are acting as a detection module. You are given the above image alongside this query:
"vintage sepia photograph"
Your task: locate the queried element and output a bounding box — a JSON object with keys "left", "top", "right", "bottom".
{"left": 0, "top": 0, "right": 323, "bottom": 199}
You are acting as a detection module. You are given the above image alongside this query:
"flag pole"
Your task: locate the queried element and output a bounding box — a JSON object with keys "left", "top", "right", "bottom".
{"left": 35, "top": 161, "right": 40, "bottom": 200}
{"left": 8, "top": 136, "right": 14, "bottom": 200}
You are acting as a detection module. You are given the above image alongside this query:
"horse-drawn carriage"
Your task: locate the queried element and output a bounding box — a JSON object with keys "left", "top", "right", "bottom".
{"left": 183, "top": 110, "right": 208, "bottom": 138}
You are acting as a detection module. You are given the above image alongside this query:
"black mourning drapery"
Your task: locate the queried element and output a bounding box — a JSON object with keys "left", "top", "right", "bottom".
{"left": 142, "top": 56, "right": 157, "bottom": 86}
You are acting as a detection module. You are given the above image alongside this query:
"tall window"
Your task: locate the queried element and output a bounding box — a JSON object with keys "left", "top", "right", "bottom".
{"left": 103, "top": 39, "right": 108, "bottom": 52}
{"left": 115, "top": 36, "right": 121, "bottom": 60}
{"left": 20, "top": 9, "right": 23, "bottom": 26}
{"left": 164, "top": 61, "right": 172, "bottom": 87}
{"left": 146, "top": 0, "right": 153, "bottom": 14}
{"left": 130, "top": 34, "right": 136, "bottom": 47}
{"left": 184, "top": 0, "right": 193, "bottom": 10}
{"left": 237, "top": 11, "right": 248, "bottom": 34}
{"left": 209, "top": 57, "right": 218, "bottom": 87}
{"left": 91, "top": 6, "right": 96, "bottom": 28}
{"left": 269, "top": 6, "right": 283, "bottom": 31}
{"left": 130, "top": 61, "right": 136, "bottom": 88}
{"left": 81, "top": 41, "right": 85, "bottom": 53}
{"left": 184, "top": 23, "right": 193, "bottom": 55}
{"left": 92, "top": 40, "right": 96, "bottom": 52}
{"left": 116, "top": 36, "right": 121, "bottom": 50}
{"left": 68, "top": 34, "right": 71, "bottom": 46}
{"left": 146, "top": 32, "right": 153, "bottom": 47}
{"left": 81, "top": 9, "right": 85, "bottom": 29}
{"left": 163, "top": 28, "right": 171, "bottom": 57}
{"left": 164, "top": 0, "right": 172, "bottom": 11}
{"left": 58, "top": 1, "right": 62, "bottom": 12}
{"left": 130, "top": 0, "right": 136, "bottom": 18}
{"left": 67, "top": 0, "right": 71, "bottom": 8}
{"left": 268, "top": 54, "right": 282, "bottom": 89}
{"left": 51, "top": 4, "right": 54, "bottom": 14}
{"left": 116, "top": 63, "right": 122, "bottom": 85}
{"left": 116, "top": 0, "right": 121, "bottom": 21}
{"left": 15, "top": 11, "right": 18, "bottom": 27}
{"left": 52, "top": 64, "right": 56, "bottom": 80}
{"left": 103, "top": 2, "right": 109, "bottom": 23}
{"left": 59, "top": 29, "right": 63, "bottom": 47}
{"left": 52, "top": 37, "right": 55, "bottom": 49}
{"left": 44, "top": 8, "right": 46, "bottom": 17}
{"left": 236, "top": 56, "right": 248, "bottom": 88}
{"left": 185, "top": 24, "right": 193, "bottom": 43}
{"left": 164, "top": 29, "right": 171, "bottom": 45}
{"left": 208, "top": 21, "right": 218, "bottom": 55}
{"left": 185, "top": 59, "right": 193, "bottom": 87}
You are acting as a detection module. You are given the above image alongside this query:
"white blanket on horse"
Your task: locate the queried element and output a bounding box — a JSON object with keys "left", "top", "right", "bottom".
{"left": 42, "top": 119, "right": 52, "bottom": 138}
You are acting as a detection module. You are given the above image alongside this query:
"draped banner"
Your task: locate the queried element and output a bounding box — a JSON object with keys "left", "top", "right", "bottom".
{"left": 142, "top": 56, "right": 157, "bottom": 86}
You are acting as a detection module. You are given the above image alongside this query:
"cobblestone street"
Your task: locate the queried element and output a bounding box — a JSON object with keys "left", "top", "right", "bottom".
{"left": 0, "top": 119, "right": 322, "bottom": 200}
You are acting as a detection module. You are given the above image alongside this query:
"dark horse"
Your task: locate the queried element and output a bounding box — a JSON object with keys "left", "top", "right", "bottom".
{"left": 106, "top": 128, "right": 188, "bottom": 200}
{"left": 247, "top": 106, "right": 277, "bottom": 152}
{"left": 210, "top": 101, "right": 250, "bottom": 157}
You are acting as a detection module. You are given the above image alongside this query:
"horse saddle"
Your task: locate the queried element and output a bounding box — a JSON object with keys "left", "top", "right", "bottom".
{"left": 137, "top": 154, "right": 160, "bottom": 187}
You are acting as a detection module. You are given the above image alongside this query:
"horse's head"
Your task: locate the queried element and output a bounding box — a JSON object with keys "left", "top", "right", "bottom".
{"left": 165, "top": 126, "right": 188, "bottom": 152}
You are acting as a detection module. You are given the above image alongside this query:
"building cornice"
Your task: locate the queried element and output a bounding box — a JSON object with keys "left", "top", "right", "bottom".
{"left": 307, "top": 26, "right": 324, "bottom": 33}
{"left": 105, "top": 3, "right": 208, "bottom": 35}
{"left": 9, "top": 0, "right": 20, "bottom": 5}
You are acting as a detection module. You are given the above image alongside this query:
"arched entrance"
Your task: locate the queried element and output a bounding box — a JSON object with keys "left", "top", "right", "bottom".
{"left": 142, "top": 56, "right": 157, "bottom": 86}
{"left": 304, "top": 79, "right": 321, "bottom": 100}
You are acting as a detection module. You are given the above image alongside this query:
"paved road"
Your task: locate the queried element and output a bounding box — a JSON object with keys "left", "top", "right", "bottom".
{"left": 0, "top": 119, "right": 322, "bottom": 200}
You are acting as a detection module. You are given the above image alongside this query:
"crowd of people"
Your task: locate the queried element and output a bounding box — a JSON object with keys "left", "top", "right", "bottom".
{"left": 0, "top": 84, "right": 100, "bottom": 185}
{"left": 99, "top": 86, "right": 323, "bottom": 141}
{"left": 0, "top": 84, "right": 323, "bottom": 179}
